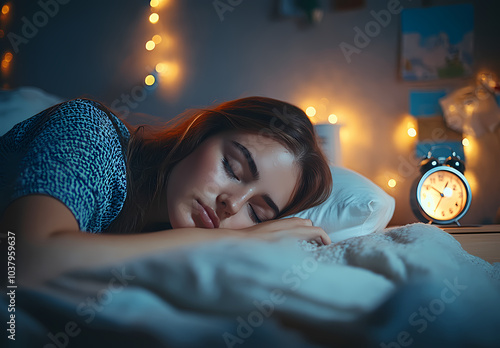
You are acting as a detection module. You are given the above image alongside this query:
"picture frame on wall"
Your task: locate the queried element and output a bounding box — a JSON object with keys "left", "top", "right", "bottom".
{"left": 400, "top": 3, "right": 474, "bottom": 81}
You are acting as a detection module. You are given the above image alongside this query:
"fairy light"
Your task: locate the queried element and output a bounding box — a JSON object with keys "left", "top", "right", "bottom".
{"left": 407, "top": 127, "right": 417, "bottom": 137}
{"left": 462, "top": 138, "right": 470, "bottom": 146}
{"left": 1, "top": 4, "right": 9, "bottom": 14}
{"left": 388, "top": 179, "right": 397, "bottom": 188}
{"left": 152, "top": 34, "right": 162, "bottom": 44}
{"left": 145, "top": 74, "right": 156, "bottom": 85}
{"left": 328, "top": 114, "right": 338, "bottom": 124}
{"left": 155, "top": 62, "right": 166, "bottom": 73}
{"left": 149, "top": 13, "right": 159, "bottom": 23}
{"left": 150, "top": 0, "right": 160, "bottom": 7}
{"left": 306, "top": 106, "right": 316, "bottom": 117}
{"left": 145, "top": 40, "right": 155, "bottom": 50}
{"left": 3, "top": 52, "right": 12, "bottom": 62}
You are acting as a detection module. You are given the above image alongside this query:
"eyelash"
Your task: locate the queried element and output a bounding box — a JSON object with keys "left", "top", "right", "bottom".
{"left": 222, "top": 157, "right": 262, "bottom": 224}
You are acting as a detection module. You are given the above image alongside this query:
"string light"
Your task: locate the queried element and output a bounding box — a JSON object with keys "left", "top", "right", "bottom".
{"left": 145, "top": 40, "right": 155, "bottom": 50}
{"left": 149, "top": 13, "right": 159, "bottom": 24}
{"left": 328, "top": 114, "right": 338, "bottom": 124}
{"left": 407, "top": 127, "right": 417, "bottom": 137}
{"left": 306, "top": 106, "right": 316, "bottom": 117}
{"left": 388, "top": 179, "right": 397, "bottom": 188}
{"left": 152, "top": 34, "right": 162, "bottom": 44}
{"left": 150, "top": 0, "right": 159, "bottom": 7}
{"left": 462, "top": 138, "right": 470, "bottom": 146}
{"left": 145, "top": 74, "right": 156, "bottom": 86}
{"left": 1, "top": 4, "right": 9, "bottom": 14}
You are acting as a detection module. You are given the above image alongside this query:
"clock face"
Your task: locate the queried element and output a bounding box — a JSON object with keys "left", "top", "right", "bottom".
{"left": 417, "top": 166, "right": 471, "bottom": 223}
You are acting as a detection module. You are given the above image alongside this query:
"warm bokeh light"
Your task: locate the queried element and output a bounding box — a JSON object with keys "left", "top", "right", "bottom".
{"left": 1, "top": 60, "right": 9, "bottom": 68}
{"left": 388, "top": 179, "right": 397, "bottom": 188}
{"left": 149, "top": 13, "right": 159, "bottom": 24}
{"left": 393, "top": 115, "right": 417, "bottom": 152}
{"left": 155, "top": 61, "right": 180, "bottom": 82}
{"left": 1, "top": 4, "right": 9, "bottom": 14}
{"left": 306, "top": 106, "right": 316, "bottom": 117}
{"left": 462, "top": 138, "right": 470, "bottom": 146}
{"left": 145, "top": 74, "right": 156, "bottom": 86}
{"left": 328, "top": 114, "right": 338, "bottom": 124}
{"left": 150, "top": 0, "right": 159, "bottom": 7}
{"left": 155, "top": 62, "right": 166, "bottom": 73}
{"left": 407, "top": 127, "right": 417, "bottom": 137}
{"left": 145, "top": 40, "right": 156, "bottom": 50}
{"left": 4, "top": 52, "right": 13, "bottom": 62}
{"left": 152, "top": 34, "right": 162, "bottom": 44}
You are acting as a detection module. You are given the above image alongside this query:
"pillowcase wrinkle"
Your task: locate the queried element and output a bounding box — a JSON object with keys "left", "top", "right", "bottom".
{"left": 289, "top": 166, "right": 395, "bottom": 242}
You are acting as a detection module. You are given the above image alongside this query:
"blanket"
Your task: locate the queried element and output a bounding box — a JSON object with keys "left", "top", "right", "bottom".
{"left": 4, "top": 223, "right": 500, "bottom": 347}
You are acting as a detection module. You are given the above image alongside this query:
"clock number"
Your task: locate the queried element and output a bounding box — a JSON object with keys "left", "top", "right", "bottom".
{"left": 449, "top": 208, "right": 453, "bottom": 214}
{"left": 452, "top": 184, "right": 456, "bottom": 191}
{"left": 438, "top": 174, "right": 444, "bottom": 181}
{"left": 430, "top": 178, "right": 436, "bottom": 184}
{"left": 441, "top": 210, "right": 445, "bottom": 217}
{"left": 458, "top": 192, "right": 463, "bottom": 198}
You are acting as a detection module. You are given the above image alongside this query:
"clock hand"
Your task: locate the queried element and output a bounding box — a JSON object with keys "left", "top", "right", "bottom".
{"left": 430, "top": 186, "right": 442, "bottom": 195}
{"left": 433, "top": 181, "right": 449, "bottom": 213}
{"left": 434, "top": 196, "right": 443, "bottom": 213}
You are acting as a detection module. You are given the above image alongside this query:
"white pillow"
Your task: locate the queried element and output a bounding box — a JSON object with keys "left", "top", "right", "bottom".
{"left": 290, "top": 166, "right": 395, "bottom": 242}
{"left": 0, "top": 86, "right": 63, "bottom": 136}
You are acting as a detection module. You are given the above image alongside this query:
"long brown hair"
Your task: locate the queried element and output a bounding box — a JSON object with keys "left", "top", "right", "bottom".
{"left": 106, "top": 96, "right": 332, "bottom": 233}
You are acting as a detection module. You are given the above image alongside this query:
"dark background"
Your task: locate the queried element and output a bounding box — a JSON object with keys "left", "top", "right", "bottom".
{"left": 1, "top": 0, "right": 499, "bottom": 226}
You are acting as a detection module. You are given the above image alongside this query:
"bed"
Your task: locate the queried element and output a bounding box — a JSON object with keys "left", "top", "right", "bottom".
{"left": 1, "top": 88, "right": 500, "bottom": 348}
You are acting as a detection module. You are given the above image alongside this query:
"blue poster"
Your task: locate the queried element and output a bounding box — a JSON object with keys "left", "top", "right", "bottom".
{"left": 401, "top": 4, "right": 474, "bottom": 81}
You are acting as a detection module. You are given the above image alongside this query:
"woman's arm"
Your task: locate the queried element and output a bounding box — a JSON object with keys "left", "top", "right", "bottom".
{"left": 1, "top": 195, "right": 330, "bottom": 287}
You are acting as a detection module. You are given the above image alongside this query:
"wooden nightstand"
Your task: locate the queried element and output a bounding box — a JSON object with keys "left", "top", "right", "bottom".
{"left": 439, "top": 225, "right": 500, "bottom": 264}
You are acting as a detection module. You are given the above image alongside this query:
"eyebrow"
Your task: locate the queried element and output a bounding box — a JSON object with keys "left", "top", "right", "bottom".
{"left": 231, "top": 140, "right": 280, "bottom": 218}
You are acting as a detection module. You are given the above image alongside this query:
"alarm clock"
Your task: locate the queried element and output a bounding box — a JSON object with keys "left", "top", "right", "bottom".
{"left": 411, "top": 146, "right": 472, "bottom": 225}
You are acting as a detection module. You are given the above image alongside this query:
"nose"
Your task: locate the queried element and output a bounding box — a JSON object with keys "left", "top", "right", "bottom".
{"left": 217, "top": 186, "right": 253, "bottom": 218}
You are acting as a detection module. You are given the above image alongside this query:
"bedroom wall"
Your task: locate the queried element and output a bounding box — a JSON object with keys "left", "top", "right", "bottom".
{"left": 1, "top": 0, "right": 500, "bottom": 226}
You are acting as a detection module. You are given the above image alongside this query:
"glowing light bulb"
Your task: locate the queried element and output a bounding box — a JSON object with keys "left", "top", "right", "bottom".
{"left": 145, "top": 74, "right": 156, "bottom": 86}
{"left": 149, "top": 13, "right": 159, "bottom": 24}
{"left": 150, "top": 0, "right": 159, "bottom": 7}
{"left": 462, "top": 138, "right": 470, "bottom": 146}
{"left": 1, "top": 60, "right": 9, "bottom": 68}
{"left": 328, "top": 114, "right": 338, "bottom": 124}
{"left": 1, "top": 5, "right": 9, "bottom": 14}
{"left": 145, "top": 40, "right": 156, "bottom": 50}
{"left": 306, "top": 106, "right": 316, "bottom": 117}
{"left": 4, "top": 52, "right": 12, "bottom": 62}
{"left": 388, "top": 179, "right": 397, "bottom": 188}
{"left": 407, "top": 127, "right": 417, "bottom": 137}
{"left": 152, "top": 34, "right": 162, "bottom": 44}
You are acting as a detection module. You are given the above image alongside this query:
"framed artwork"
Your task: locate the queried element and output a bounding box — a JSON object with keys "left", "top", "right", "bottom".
{"left": 400, "top": 4, "right": 474, "bottom": 81}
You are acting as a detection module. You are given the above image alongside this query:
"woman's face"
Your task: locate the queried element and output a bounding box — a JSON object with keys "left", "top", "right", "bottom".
{"left": 165, "top": 131, "right": 300, "bottom": 230}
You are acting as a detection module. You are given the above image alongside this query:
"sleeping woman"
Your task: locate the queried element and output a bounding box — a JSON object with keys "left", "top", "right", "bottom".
{"left": 0, "top": 96, "right": 333, "bottom": 284}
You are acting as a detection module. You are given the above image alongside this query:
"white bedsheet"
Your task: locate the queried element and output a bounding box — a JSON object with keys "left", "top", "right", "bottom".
{"left": 7, "top": 223, "right": 500, "bottom": 347}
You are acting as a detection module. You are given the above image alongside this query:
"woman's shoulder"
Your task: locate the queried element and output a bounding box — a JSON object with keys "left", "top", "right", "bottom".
{"left": 49, "top": 98, "right": 130, "bottom": 139}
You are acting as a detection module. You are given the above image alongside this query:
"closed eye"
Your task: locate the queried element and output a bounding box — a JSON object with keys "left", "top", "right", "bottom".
{"left": 222, "top": 157, "right": 239, "bottom": 181}
{"left": 222, "top": 157, "right": 263, "bottom": 224}
{"left": 249, "top": 204, "right": 262, "bottom": 224}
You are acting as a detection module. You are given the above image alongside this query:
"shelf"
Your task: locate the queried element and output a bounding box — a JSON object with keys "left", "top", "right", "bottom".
{"left": 439, "top": 224, "right": 500, "bottom": 234}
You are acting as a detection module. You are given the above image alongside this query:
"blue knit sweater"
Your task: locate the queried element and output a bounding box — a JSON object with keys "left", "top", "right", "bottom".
{"left": 0, "top": 99, "right": 130, "bottom": 232}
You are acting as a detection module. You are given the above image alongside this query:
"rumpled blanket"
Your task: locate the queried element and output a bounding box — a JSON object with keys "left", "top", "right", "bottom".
{"left": 4, "top": 223, "right": 500, "bottom": 348}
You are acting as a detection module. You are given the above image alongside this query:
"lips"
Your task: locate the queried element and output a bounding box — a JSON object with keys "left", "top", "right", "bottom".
{"left": 196, "top": 199, "right": 220, "bottom": 229}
